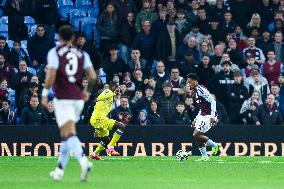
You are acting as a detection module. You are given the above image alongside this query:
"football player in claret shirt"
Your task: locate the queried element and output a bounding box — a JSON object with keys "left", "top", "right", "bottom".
{"left": 187, "top": 73, "right": 220, "bottom": 161}
{"left": 89, "top": 82, "right": 126, "bottom": 160}
{"left": 41, "top": 25, "right": 97, "bottom": 181}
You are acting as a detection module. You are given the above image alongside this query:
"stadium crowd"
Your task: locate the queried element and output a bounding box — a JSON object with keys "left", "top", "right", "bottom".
{"left": 0, "top": 0, "right": 284, "bottom": 126}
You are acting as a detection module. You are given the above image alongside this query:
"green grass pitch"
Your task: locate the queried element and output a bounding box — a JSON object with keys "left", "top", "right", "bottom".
{"left": 0, "top": 156, "right": 284, "bottom": 189}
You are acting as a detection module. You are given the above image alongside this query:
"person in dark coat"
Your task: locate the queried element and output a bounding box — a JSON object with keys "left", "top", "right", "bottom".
{"left": 147, "top": 99, "right": 165, "bottom": 125}
{"left": 0, "top": 54, "right": 15, "bottom": 83}
{"left": 252, "top": 94, "right": 283, "bottom": 125}
{"left": 196, "top": 55, "right": 214, "bottom": 88}
{"left": 171, "top": 101, "right": 191, "bottom": 125}
{"left": 46, "top": 101, "right": 56, "bottom": 125}
{"left": 27, "top": 24, "right": 55, "bottom": 69}
{"left": 111, "top": 95, "right": 133, "bottom": 125}
{"left": 151, "top": 60, "right": 170, "bottom": 97}
{"left": 10, "top": 60, "right": 32, "bottom": 114}
{"left": 4, "top": 0, "right": 28, "bottom": 41}
{"left": 20, "top": 96, "right": 48, "bottom": 125}
{"left": 212, "top": 94, "right": 229, "bottom": 126}
{"left": 0, "top": 99, "right": 15, "bottom": 125}
{"left": 227, "top": 71, "right": 248, "bottom": 124}
{"left": 9, "top": 40, "right": 30, "bottom": 68}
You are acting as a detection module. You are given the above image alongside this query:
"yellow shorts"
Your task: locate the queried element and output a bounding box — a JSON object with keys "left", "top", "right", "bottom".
{"left": 90, "top": 116, "right": 116, "bottom": 137}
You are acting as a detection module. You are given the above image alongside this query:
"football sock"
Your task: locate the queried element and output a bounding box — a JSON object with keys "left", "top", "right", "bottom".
{"left": 94, "top": 141, "right": 107, "bottom": 155}
{"left": 108, "top": 129, "right": 123, "bottom": 148}
{"left": 66, "top": 136, "right": 83, "bottom": 161}
{"left": 58, "top": 140, "right": 69, "bottom": 170}
{"left": 206, "top": 139, "right": 217, "bottom": 148}
{"left": 199, "top": 147, "right": 208, "bottom": 157}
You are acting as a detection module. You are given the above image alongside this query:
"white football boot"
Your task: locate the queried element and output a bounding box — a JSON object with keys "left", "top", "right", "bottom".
{"left": 80, "top": 157, "right": 93, "bottom": 182}
{"left": 50, "top": 167, "right": 64, "bottom": 181}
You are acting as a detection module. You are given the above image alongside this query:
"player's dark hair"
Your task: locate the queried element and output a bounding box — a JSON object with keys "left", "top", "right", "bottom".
{"left": 186, "top": 73, "right": 199, "bottom": 82}
{"left": 58, "top": 25, "right": 75, "bottom": 42}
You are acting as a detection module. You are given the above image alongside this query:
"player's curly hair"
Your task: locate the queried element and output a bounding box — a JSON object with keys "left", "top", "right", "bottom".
{"left": 186, "top": 73, "right": 199, "bottom": 82}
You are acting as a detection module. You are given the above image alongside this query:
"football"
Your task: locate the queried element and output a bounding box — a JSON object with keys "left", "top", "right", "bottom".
{"left": 175, "top": 150, "right": 189, "bottom": 161}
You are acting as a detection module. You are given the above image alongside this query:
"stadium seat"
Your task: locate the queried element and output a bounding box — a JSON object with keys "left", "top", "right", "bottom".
{"left": 0, "top": 16, "right": 8, "bottom": 24}
{"left": 58, "top": 5, "right": 75, "bottom": 21}
{"left": 93, "top": 0, "right": 98, "bottom": 8}
{"left": 30, "top": 24, "right": 37, "bottom": 37}
{"left": 88, "top": 7, "right": 99, "bottom": 18}
{"left": 6, "top": 40, "right": 14, "bottom": 48}
{"left": 24, "top": 16, "right": 36, "bottom": 37}
{"left": 57, "top": 0, "right": 73, "bottom": 7}
{"left": 81, "top": 17, "right": 97, "bottom": 39}
{"left": 76, "top": 0, "right": 93, "bottom": 10}
{"left": 92, "top": 26, "right": 100, "bottom": 48}
{"left": 0, "top": 24, "right": 8, "bottom": 38}
{"left": 71, "top": 16, "right": 86, "bottom": 31}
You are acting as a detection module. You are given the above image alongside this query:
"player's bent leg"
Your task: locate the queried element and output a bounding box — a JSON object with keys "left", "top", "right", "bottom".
{"left": 193, "top": 129, "right": 210, "bottom": 160}
{"left": 90, "top": 136, "right": 110, "bottom": 160}
{"left": 107, "top": 121, "right": 125, "bottom": 156}
{"left": 61, "top": 121, "right": 93, "bottom": 182}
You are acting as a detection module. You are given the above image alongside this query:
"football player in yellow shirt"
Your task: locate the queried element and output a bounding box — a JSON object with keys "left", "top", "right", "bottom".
{"left": 89, "top": 85, "right": 125, "bottom": 160}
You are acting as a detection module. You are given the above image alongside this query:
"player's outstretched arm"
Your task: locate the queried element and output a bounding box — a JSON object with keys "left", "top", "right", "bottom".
{"left": 42, "top": 68, "right": 57, "bottom": 108}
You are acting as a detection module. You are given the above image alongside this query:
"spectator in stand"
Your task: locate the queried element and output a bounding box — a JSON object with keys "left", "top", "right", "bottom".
{"left": 20, "top": 95, "right": 48, "bottom": 125}
{"left": 135, "top": 0, "right": 158, "bottom": 33}
{"left": 208, "top": 17, "right": 223, "bottom": 46}
{"left": 76, "top": 33, "right": 101, "bottom": 71}
{"left": 111, "top": 0, "right": 137, "bottom": 21}
{"left": 252, "top": 94, "right": 283, "bottom": 125}
{"left": 211, "top": 94, "right": 229, "bottom": 126}
{"left": 132, "top": 69, "right": 146, "bottom": 91}
{"left": 255, "top": 0, "right": 275, "bottom": 27}
{"left": 128, "top": 49, "right": 148, "bottom": 75}
{"left": 10, "top": 60, "right": 32, "bottom": 114}
{"left": 111, "top": 95, "right": 133, "bottom": 125}
{"left": 210, "top": 44, "right": 224, "bottom": 70}
{"left": 103, "top": 44, "right": 129, "bottom": 82}
{"left": 198, "top": 41, "right": 213, "bottom": 61}
{"left": 177, "top": 36, "right": 199, "bottom": 61}
{"left": 46, "top": 100, "right": 56, "bottom": 125}
{"left": 240, "top": 90, "right": 263, "bottom": 125}
{"left": 166, "top": 0, "right": 176, "bottom": 19}
{"left": 0, "top": 37, "right": 11, "bottom": 61}
{"left": 176, "top": 49, "right": 198, "bottom": 78}
{"left": 261, "top": 50, "right": 283, "bottom": 85}
{"left": 226, "top": 38, "right": 245, "bottom": 68}
{"left": 268, "top": 11, "right": 283, "bottom": 33}
{"left": 136, "top": 109, "right": 150, "bottom": 125}
{"left": 34, "top": 0, "right": 58, "bottom": 40}
{"left": 131, "top": 89, "right": 143, "bottom": 105}
{"left": 0, "top": 99, "right": 15, "bottom": 125}
{"left": 147, "top": 99, "right": 165, "bottom": 125}
{"left": 210, "top": 61, "right": 235, "bottom": 110}
{"left": 271, "top": 83, "right": 280, "bottom": 106}
{"left": 175, "top": 9, "right": 191, "bottom": 38}
{"left": 132, "top": 20, "right": 157, "bottom": 65}
{"left": 0, "top": 54, "right": 15, "bottom": 83}
{"left": 133, "top": 86, "right": 155, "bottom": 114}
{"left": 168, "top": 67, "right": 186, "bottom": 96}
{"left": 227, "top": 71, "right": 248, "bottom": 124}
{"left": 273, "top": 32, "right": 284, "bottom": 63}
{"left": 256, "top": 30, "right": 273, "bottom": 59}
{"left": 228, "top": 0, "right": 251, "bottom": 29}
{"left": 196, "top": 55, "right": 214, "bottom": 87}
{"left": 184, "top": 24, "right": 204, "bottom": 46}
{"left": 0, "top": 79, "right": 16, "bottom": 111}
{"left": 27, "top": 25, "right": 55, "bottom": 69}
{"left": 231, "top": 26, "right": 248, "bottom": 51}
{"left": 4, "top": 0, "right": 28, "bottom": 41}
{"left": 97, "top": 2, "right": 121, "bottom": 57}
{"left": 220, "top": 11, "right": 237, "bottom": 35}
{"left": 246, "top": 69, "right": 270, "bottom": 103}
{"left": 184, "top": 96, "right": 198, "bottom": 120}
{"left": 9, "top": 40, "right": 30, "bottom": 69}
{"left": 209, "top": 0, "right": 230, "bottom": 21}
{"left": 171, "top": 101, "right": 191, "bottom": 125}
{"left": 195, "top": 7, "right": 210, "bottom": 35}
{"left": 241, "top": 56, "right": 258, "bottom": 78}
{"left": 214, "top": 52, "right": 240, "bottom": 73}
{"left": 152, "top": 60, "right": 170, "bottom": 96}
{"left": 243, "top": 37, "right": 266, "bottom": 66}
{"left": 157, "top": 82, "right": 179, "bottom": 124}
{"left": 245, "top": 13, "right": 264, "bottom": 37}
{"left": 157, "top": 20, "right": 182, "bottom": 71}
{"left": 123, "top": 72, "right": 135, "bottom": 97}
{"left": 151, "top": 6, "right": 167, "bottom": 37}
{"left": 119, "top": 12, "right": 137, "bottom": 64}
{"left": 18, "top": 81, "right": 39, "bottom": 113}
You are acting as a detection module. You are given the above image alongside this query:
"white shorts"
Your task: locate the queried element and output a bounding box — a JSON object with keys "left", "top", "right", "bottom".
{"left": 53, "top": 98, "right": 84, "bottom": 127}
{"left": 195, "top": 115, "right": 217, "bottom": 133}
